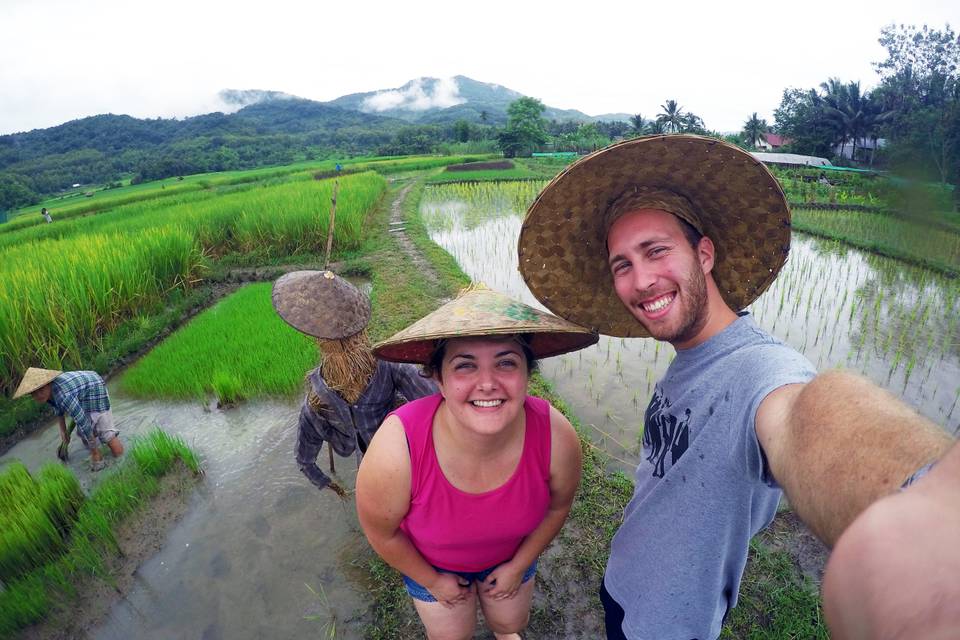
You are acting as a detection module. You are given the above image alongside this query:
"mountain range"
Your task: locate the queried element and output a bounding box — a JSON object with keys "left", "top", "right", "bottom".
{"left": 0, "top": 76, "right": 632, "bottom": 207}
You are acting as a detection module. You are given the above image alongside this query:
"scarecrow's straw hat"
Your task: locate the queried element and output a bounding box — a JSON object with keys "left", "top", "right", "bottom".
{"left": 373, "top": 285, "right": 599, "bottom": 364}
{"left": 13, "top": 367, "right": 62, "bottom": 399}
{"left": 518, "top": 134, "right": 791, "bottom": 337}
{"left": 271, "top": 270, "right": 371, "bottom": 339}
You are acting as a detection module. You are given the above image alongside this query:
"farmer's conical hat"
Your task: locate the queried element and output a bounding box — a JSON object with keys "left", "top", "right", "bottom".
{"left": 271, "top": 270, "right": 371, "bottom": 339}
{"left": 13, "top": 368, "right": 62, "bottom": 399}
{"left": 373, "top": 285, "right": 598, "bottom": 364}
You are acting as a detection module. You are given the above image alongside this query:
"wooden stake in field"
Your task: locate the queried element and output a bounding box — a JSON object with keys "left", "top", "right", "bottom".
{"left": 323, "top": 179, "right": 340, "bottom": 270}
{"left": 323, "top": 177, "right": 339, "bottom": 472}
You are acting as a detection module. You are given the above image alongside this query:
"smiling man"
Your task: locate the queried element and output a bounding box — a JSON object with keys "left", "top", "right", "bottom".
{"left": 518, "top": 134, "right": 955, "bottom": 640}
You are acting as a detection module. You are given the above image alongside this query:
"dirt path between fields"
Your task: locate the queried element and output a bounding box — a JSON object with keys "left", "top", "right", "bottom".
{"left": 388, "top": 182, "right": 442, "bottom": 288}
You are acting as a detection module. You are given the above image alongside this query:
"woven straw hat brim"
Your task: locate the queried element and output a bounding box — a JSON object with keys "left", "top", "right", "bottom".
{"left": 272, "top": 270, "right": 371, "bottom": 339}
{"left": 13, "top": 368, "right": 62, "bottom": 399}
{"left": 372, "top": 289, "right": 599, "bottom": 365}
{"left": 518, "top": 134, "right": 791, "bottom": 337}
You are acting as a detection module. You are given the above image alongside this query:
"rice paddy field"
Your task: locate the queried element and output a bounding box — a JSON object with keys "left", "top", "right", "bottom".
{"left": 120, "top": 283, "right": 320, "bottom": 403}
{"left": 0, "top": 172, "right": 386, "bottom": 399}
{"left": 419, "top": 181, "right": 960, "bottom": 471}
{"left": 0, "top": 428, "right": 201, "bottom": 635}
{"left": 2, "top": 153, "right": 957, "bottom": 638}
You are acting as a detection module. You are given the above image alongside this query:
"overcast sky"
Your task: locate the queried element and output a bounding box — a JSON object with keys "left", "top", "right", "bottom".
{"left": 2, "top": 0, "right": 958, "bottom": 136}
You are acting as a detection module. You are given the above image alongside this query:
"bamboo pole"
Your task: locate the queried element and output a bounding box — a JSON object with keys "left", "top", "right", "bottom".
{"left": 323, "top": 180, "right": 340, "bottom": 270}
{"left": 324, "top": 178, "right": 339, "bottom": 473}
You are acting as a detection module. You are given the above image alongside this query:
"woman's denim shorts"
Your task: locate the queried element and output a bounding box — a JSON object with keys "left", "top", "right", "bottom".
{"left": 402, "top": 560, "right": 538, "bottom": 602}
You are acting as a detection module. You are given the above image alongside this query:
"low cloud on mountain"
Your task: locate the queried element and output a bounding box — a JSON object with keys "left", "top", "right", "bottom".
{"left": 362, "top": 77, "right": 464, "bottom": 112}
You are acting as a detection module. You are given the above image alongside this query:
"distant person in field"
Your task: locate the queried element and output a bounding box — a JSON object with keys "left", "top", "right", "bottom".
{"left": 41, "top": 207, "right": 52, "bottom": 223}
{"left": 271, "top": 270, "right": 437, "bottom": 498}
{"left": 517, "top": 134, "right": 955, "bottom": 640}
{"left": 14, "top": 368, "right": 125, "bottom": 471}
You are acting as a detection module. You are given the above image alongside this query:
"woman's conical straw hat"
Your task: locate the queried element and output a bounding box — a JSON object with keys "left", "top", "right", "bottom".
{"left": 271, "top": 270, "right": 371, "bottom": 339}
{"left": 373, "top": 285, "right": 599, "bottom": 364}
{"left": 13, "top": 367, "right": 62, "bottom": 399}
{"left": 518, "top": 134, "right": 791, "bottom": 337}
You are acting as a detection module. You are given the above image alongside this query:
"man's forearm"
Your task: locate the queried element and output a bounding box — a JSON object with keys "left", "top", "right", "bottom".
{"left": 779, "top": 371, "right": 953, "bottom": 546}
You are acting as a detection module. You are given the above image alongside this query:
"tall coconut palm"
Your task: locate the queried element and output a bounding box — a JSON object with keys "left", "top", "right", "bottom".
{"left": 742, "top": 112, "right": 770, "bottom": 147}
{"left": 657, "top": 100, "right": 685, "bottom": 133}
{"left": 630, "top": 113, "right": 647, "bottom": 135}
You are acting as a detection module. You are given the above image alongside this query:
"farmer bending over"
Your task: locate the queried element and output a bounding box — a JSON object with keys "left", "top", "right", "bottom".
{"left": 272, "top": 270, "right": 437, "bottom": 498}
{"left": 14, "top": 368, "right": 124, "bottom": 471}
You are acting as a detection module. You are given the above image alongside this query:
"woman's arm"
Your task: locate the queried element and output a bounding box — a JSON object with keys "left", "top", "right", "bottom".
{"left": 356, "top": 415, "right": 470, "bottom": 606}
{"left": 483, "top": 405, "right": 582, "bottom": 599}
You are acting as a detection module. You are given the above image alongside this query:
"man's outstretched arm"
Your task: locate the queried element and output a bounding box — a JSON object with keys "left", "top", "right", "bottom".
{"left": 756, "top": 370, "right": 953, "bottom": 547}
{"left": 822, "top": 438, "right": 960, "bottom": 639}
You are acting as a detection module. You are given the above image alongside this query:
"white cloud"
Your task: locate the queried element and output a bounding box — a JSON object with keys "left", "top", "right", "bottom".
{"left": 361, "top": 77, "right": 464, "bottom": 112}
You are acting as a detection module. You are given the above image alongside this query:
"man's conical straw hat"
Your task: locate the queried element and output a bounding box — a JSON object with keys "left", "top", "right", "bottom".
{"left": 373, "top": 285, "right": 599, "bottom": 364}
{"left": 518, "top": 134, "right": 791, "bottom": 337}
{"left": 13, "top": 368, "right": 62, "bottom": 399}
{"left": 271, "top": 270, "right": 371, "bottom": 339}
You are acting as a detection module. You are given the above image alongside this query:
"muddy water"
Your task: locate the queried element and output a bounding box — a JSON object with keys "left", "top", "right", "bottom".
{"left": 1, "top": 385, "right": 370, "bottom": 639}
{"left": 421, "top": 188, "right": 960, "bottom": 472}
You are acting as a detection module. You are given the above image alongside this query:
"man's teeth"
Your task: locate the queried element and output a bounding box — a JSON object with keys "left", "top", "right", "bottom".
{"left": 472, "top": 400, "right": 503, "bottom": 408}
{"left": 642, "top": 295, "right": 673, "bottom": 312}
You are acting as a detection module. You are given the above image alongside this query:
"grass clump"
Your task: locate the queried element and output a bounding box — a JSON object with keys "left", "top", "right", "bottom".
{"left": 0, "top": 428, "right": 202, "bottom": 636}
{"left": 120, "top": 283, "right": 318, "bottom": 402}
{"left": 0, "top": 462, "right": 84, "bottom": 583}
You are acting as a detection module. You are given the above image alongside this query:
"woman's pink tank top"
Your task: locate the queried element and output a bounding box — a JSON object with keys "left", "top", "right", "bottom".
{"left": 394, "top": 393, "right": 552, "bottom": 572}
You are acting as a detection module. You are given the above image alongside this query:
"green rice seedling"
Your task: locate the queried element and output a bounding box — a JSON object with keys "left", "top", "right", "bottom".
{"left": 120, "top": 283, "right": 318, "bottom": 400}
{"left": 0, "top": 428, "right": 202, "bottom": 635}
{"left": 0, "top": 462, "right": 84, "bottom": 583}
{"left": 35, "top": 464, "right": 84, "bottom": 536}
{"left": 0, "top": 572, "right": 49, "bottom": 635}
{"left": 130, "top": 428, "right": 203, "bottom": 477}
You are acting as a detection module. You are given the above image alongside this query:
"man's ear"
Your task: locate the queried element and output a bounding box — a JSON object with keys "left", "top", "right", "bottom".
{"left": 697, "top": 236, "right": 716, "bottom": 274}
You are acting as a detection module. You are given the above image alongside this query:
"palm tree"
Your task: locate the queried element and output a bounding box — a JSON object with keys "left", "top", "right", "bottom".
{"left": 657, "top": 100, "right": 685, "bottom": 133}
{"left": 819, "top": 78, "right": 855, "bottom": 158}
{"left": 630, "top": 113, "right": 646, "bottom": 136}
{"left": 681, "top": 112, "right": 705, "bottom": 134}
{"left": 742, "top": 112, "right": 769, "bottom": 148}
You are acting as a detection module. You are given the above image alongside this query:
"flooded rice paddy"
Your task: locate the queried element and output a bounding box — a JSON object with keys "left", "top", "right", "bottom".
{"left": 2, "top": 379, "right": 369, "bottom": 639}
{"left": 420, "top": 182, "right": 960, "bottom": 471}
{"left": 1, "top": 183, "right": 957, "bottom": 638}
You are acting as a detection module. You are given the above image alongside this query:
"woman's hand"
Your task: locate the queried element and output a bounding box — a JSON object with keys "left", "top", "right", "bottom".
{"left": 427, "top": 572, "right": 472, "bottom": 608}
{"left": 481, "top": 561, "right": 525, "bottom": 600}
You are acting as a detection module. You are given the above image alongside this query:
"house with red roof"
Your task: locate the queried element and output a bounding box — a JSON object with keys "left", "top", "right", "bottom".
{"left": 755, "top": 132, "right": 792, "bottom": 151}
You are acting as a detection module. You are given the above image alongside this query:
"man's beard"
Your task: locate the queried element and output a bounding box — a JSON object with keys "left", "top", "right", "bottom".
{"left": 637, "top": 261, "right": 709, "bottom": 347}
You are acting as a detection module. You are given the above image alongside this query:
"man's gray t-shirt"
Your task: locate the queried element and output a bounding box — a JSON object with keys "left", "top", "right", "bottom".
{"left": 605, "top": 314, "right": 815, "bottom": 640}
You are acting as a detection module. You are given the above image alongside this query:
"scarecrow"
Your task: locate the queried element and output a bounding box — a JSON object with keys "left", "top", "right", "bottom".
{"left": 272, "top": 270, "right": 437, "bottom": 497}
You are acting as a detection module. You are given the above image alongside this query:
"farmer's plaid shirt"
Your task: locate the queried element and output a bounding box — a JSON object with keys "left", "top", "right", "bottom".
{"left": 48, "top": 371, "right": 111, "bottom": 444}
{"left": 296, "top": 360, "right": 436, "bottom": 490}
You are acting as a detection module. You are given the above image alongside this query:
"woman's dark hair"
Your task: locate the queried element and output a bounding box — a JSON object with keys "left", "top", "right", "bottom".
{"left": 419, "top": 335, "right": 538, "bottom": 381}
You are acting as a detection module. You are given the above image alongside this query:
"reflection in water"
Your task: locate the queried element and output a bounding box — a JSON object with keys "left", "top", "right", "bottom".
{"left": 421, "top": 184, "right": 960, "bottom": 474}
{"left": 0, "top": 384, "right": 369, "bottom": 639}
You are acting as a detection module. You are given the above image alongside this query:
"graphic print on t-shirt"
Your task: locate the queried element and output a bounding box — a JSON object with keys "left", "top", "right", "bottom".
{"left": 643, "top": 387, "right": 690, "bottom": 477}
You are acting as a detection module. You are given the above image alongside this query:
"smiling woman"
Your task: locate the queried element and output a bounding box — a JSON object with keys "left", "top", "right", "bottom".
{"left": 356, "top": 286, "right": 597, "bottom": 640}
